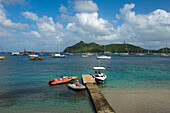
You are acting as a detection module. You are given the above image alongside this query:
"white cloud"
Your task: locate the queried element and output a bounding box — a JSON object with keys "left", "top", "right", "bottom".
{"left": 22, "top": 11, "right": 39, "bottom": 21}
{"left": 59, "top": 4, "right": 68, "bottom": 13}
{"left": 73, "top": 0, "right": 98, "bottom": 13}
{"left": 31, "top": 31, "right": 41, "bottom": 38}
{"left": 0, "top": 3, "right": 28, "bottom": 29}
{"left": 115, "top": 3, "right": 170, "bottom": 48}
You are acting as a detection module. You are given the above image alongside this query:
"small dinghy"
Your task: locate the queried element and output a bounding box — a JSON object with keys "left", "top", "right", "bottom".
{"left": 68, "top": 84, "right": 86, "bottom": 90}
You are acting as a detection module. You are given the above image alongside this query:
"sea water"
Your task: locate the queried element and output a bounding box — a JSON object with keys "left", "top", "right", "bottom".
{"left": 0, "top": 53, "right": 170, "bottom": 113}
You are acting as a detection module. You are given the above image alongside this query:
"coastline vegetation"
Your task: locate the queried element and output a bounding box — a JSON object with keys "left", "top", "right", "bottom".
{"left": 64, "top": 41, "right": 170, "bottom": 53}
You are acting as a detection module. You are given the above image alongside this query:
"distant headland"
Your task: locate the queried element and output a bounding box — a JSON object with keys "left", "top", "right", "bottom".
{"left": 63, "top": 41, "right": 170, "bottom": 53}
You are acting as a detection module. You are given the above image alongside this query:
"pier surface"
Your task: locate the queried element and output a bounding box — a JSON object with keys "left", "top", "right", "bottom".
{"left": 82, "top": 75, "right": 116, "bottom": 113}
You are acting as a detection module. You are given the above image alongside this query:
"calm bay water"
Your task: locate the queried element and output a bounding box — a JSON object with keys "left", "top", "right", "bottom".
{"left": 0, "top": 53, "right": 170, "bottom": 113}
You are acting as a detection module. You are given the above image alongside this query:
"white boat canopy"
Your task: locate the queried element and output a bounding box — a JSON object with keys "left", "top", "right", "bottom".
{"left": 93, "top": 67, "right": 106, "bottom": 70}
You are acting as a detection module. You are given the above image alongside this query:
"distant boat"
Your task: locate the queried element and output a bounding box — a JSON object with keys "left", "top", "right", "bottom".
{"left": 119, "top": 53, "right": 129, "bottom": 56}
{"left": 86, "top": 52, "right": 94, "bottom": 56}
{"left": 11, "top": 52, "right": 20, "bottom": 56}
{"left": 39, "top": 50, "right": 46, "bottom": 55}
{"left": 160, "top": 53, "right": 170, "bottom": 57}
{"left": 53, "top": 40, "right": 66, "bottom": 58}
{"left": 96, "top": 39, "right": 112, "bottom": 59}
{"left": 113, "top": 52, "right": 118, "bottom": 55}
{"left": 104, "top": 51, "right": 112, "bottom": 55}
{"left": 0, "top": 56, "right": 5, "bottom": 60}
{"left": 160, "top": 43, "right": 170, "bottom": 57}
{"left": 137, "top": 53, "right": 144, "bottom": 56}
{"left": 81, "top": 53, "right": 89, "bottom": 58}
{"left": 0, "top": 47, "right": 5, "bottom": 59}
{"left": 28, "top": 54, "right": 39, "bottom": 57}
{"left": 147, "top": 46, "right": 153, "bottom": 55}
{"left": 53, "top": 53, "right": 66, "bottom": 58}
{"left": 119, "top": 40, "right": 129, "bottom": 56}
{"left": 97, "top": 55, "right": 111, "bottom": 59}
{"left": 29, "top": 57, "right": 44, "bottom": 60}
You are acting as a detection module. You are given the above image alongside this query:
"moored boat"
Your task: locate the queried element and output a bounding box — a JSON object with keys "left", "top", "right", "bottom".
{"left": 48, "top": 76, "right": 77, "bottom": 85}
{"left": 0, "top": 56, "right": 5, "bottom": 60}
{"left": 53, "top": 53, "right": 66, "bottom": 58}
{"left": 29, "top": 57, "right": 44, "bottom": 60}
{"left": 92, "top": 67, "right": 107, "bottom": 83}
{"left": 97, "top": 55, "right": 111, "bottom": 59}
{"left": 160, "top": 53, "right": 170, "bottom": 57}
{"left": 28, "top": 54, "right": 39, "bottom": 57}
{"left": 68, "top": 84, "right": 86, "bottom": 90}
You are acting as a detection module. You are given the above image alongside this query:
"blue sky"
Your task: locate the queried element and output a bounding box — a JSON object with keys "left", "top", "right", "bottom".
{"left": 0, "top": 0, "right": 170, "bottom": 52}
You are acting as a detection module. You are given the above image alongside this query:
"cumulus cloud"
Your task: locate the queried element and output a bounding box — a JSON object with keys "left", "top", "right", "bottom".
{"left": 59, "top": 4, "right": 68, "bottom": 13}
{"left": 73, "top": 0, "right": 98, "bottom": 13}
{"left": 22, "top": 11, "right": 39, "bottom": 21}
{"left": 0, "top": 4, "right": 28, "bottom": 29}
{"left": 116, "top": 3, "right": 170, "bottom": 48}
{"left": 31, "top": 31, "right": 41, "bottom": 38}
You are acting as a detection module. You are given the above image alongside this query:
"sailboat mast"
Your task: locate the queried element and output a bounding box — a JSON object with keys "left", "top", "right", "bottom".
{"left": 166, "top": 42, "right": 167, "bottom": 54}
{"left": 104, "top": 38, "right": 106, "bottom": 53}
{"left": 57, "top": 40, "right": 60, "bottom": 53}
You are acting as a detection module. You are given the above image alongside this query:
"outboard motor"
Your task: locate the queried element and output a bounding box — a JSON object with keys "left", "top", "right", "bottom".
{"left": 48, "top": 79, "right": 54, "bottom": 84}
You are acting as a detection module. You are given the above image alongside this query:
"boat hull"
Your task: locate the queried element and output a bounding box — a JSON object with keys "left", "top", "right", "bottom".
{"left": 97, "top": 56, "right": 111, "bottom": 59}
{"left": 48, "top": 76, "right": 77, "bottom": 85}
{"left": 29, "top": 57, "right": 44, "bottom": 60}
{"left": 68, "top": 84, "right": 86, "bottom": 90}
{"left": 0, "top": 56, "right": 5, "bottom": 60}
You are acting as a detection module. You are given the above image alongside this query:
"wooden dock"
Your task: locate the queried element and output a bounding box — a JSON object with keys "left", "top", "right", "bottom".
{"left": 82, "top": 75, "right": 116, "bottom": 113}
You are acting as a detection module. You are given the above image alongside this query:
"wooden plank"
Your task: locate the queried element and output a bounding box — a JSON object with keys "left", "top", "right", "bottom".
{"left": 82, "top": 74, "right": 96, "bottom": 84}
{"left": 86, "top": 84, "right": 116, "bottom": 113}
{"left": 82, "top": 74, "right": 116, "bottom": 113}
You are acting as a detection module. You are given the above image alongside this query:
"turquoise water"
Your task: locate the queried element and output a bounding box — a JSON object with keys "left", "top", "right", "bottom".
{"left": 0, "top": 53, "right": 170, "bottom": 113}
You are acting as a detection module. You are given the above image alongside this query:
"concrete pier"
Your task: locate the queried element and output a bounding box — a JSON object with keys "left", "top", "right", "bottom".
{"left": 82, "top": 75, "right": 116, "bottom": 113}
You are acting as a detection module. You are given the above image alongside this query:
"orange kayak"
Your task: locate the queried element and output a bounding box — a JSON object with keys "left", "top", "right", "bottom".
{"left": 48, "top": 76, "right": 77, "bottom": 85}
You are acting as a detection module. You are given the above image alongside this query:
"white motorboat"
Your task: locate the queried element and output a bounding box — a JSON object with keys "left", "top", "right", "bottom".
{"left": 97, "top": 55, "right": 111, "bottom": 59}
{"left": 28, "top": 54, "right": 38, "bottom": 57}
{"left": 81, "top": 53, "right": 89, "bottom": 58}
{"left": 68, "top": 84, "right": 86, "bottom": 90}
{"left": 119, "top": 53, "right": 129, "bottom": 56}
{"left": 53, "top": 53, "right": 66, "bottom": 58}
{"left": 92, "top": 67, "right": 107, "bottom": 83}
{"left": 137, "top": 53, "right": 144, "bottom": 56}
{"left": 11, "top": 52, "right": 20, "bottom": 56}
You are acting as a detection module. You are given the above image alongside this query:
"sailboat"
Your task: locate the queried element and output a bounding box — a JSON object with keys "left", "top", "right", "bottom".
{"left": 0, "top": 47, "right": 5, "bottom": 60}
{"left": 160, "top": 43, "right": 170, "bottom": 57}
{"left": 137, "top": 48, "right": 144, "bottom": 56}
{"left": 119, "top": 40, "right": 129, "bottom": 56}
{"left": 96, "top": 39, "right": 112, "bottom": 59}
{"left": 28, "top": 50, "right": 38, "bottom": 57}
{"left": 147, "top": 46, "right": 153, "bottom": 55}
{"left": 53, "top": 40, "right": 66, "bottom": 58}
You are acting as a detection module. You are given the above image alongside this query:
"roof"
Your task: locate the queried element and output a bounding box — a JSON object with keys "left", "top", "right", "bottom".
{"left": 93, "top": 67, "right": 106, "bottom": 70}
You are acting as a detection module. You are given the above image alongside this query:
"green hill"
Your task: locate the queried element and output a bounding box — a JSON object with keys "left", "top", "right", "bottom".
{"left": 63, "top": 41, "right": 150, "bottom": 53}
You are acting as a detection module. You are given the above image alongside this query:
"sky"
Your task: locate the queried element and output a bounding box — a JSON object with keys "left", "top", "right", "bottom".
{"left": 0, "top": 0, "right": 170, "bottom": 52}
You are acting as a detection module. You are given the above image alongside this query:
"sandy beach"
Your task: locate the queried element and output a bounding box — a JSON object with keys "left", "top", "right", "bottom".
{"left": 102, "top": 89, "right": 170, "bottom": 113}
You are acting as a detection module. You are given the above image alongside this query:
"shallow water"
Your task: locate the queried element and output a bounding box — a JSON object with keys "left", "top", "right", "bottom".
{"left": 0, "top": 53, "right": 170, "bottom": 113}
